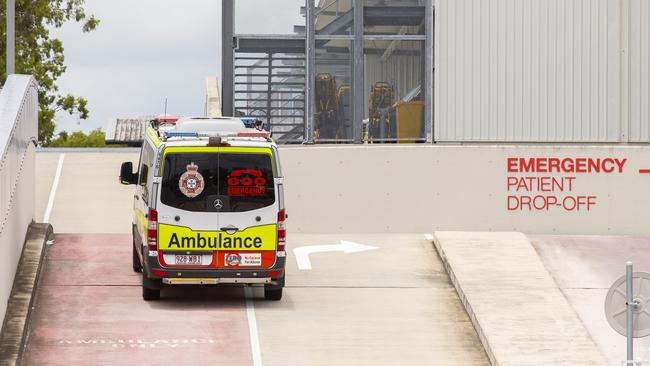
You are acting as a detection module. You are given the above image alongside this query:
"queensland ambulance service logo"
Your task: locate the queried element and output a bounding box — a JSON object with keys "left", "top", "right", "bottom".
{"left": 179, "top": 162, "right": 204, "bottom": 198}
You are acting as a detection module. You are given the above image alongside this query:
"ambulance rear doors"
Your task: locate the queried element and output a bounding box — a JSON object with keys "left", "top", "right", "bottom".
{"left": 156, "top": 146, "right": 279, "bottom": 269}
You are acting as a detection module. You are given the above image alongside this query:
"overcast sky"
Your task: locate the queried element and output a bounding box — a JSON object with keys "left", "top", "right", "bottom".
{"left": 52, "top": 0, "right": 304, "bottom": 134}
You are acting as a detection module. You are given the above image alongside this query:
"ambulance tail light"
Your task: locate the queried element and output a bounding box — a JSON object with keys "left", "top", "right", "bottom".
{"left": 277, "top": 209, "right": 286, "bottom": 251}
{"left": 268, "top": 270, "right": 282, "bottom": 277}
{"left": 152, "top": 269, "right": 166, "bottom": 277}
{"left": 147, "top": 209, "right": 158, "bottom": 251}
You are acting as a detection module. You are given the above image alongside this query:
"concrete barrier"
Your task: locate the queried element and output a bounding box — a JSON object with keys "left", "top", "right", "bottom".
{"left": 432, "top": 231, "right": 608, "bottom": 366}
{"left": 280, "top": 145, "right": 650, "bottom": 234}
{"left": 0, "top": 223, "right": 52, "bottom": 365}
{"left": 0, "top": 75, "right": 38, "bottom": 326}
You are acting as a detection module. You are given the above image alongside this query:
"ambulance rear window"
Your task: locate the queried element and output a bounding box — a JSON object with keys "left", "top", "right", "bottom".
{"left": 161, "top": 152, "right": 275, "bottom": 212}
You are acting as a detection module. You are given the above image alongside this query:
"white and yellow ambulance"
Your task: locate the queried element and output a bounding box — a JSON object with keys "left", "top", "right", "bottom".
{"left": 120, "top": 117, "right": 286, "bottom": 301}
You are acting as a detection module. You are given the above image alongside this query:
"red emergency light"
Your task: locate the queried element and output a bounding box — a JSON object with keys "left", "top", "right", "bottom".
{"left": 237, "top": 131, "right": 271, "bottom": 138}
{"left": 154, "top": 116, "right": 179, "bottom": 124}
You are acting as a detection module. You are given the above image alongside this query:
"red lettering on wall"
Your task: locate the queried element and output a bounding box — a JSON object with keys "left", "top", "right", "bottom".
{"left": 505, "top": 156, "right": 622, "bottom": 213}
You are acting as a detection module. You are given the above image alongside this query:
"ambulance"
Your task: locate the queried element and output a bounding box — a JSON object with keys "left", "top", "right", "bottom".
{"left": 120, "top": 117, "right": 286, "bottom": 301}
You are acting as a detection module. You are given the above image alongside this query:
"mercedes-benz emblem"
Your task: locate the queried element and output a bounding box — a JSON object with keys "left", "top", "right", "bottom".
{"left": 213, "top": 199, "right": 224, "bottom": 209}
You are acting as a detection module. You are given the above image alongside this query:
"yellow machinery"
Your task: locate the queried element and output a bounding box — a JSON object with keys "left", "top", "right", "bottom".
{"left": 394, "top": 101, "right": 424, "bottom": 143}
{"left": 336, "top": 84, "right": 350, "bottom": 140}
{"left": 368, "top": 82, "right": 395, "bottom": 142}
{"left": 314, "top": 73, "right": 340, "bottom": 139}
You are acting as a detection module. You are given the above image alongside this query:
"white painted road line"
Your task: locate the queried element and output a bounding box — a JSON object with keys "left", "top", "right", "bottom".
{"left": 244, "top": 287, "right": 263, "bottom": 366}
{"left": 42, "top": 153, "right": 65, "bottom": 224}
{"left": 293, "top": 241, "right": 378, "bottom": 270}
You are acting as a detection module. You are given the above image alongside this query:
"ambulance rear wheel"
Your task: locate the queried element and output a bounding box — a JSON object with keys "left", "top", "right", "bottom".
{"left": 132, "top": 240, "right": 142, "bottom": 273}
{"left": 142, "top": 276, "right": 160, "bottom": 301}
{"left": 264, "top": 286, "right": 283, "bottom": 301}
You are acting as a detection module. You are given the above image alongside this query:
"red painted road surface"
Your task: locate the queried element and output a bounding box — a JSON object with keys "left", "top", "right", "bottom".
{"left": 22, "top": 234, "right": 253, "bottom": 366}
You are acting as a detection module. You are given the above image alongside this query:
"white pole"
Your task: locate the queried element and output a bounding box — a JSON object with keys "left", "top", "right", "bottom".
{"left": 6, "top": 0, "right": 15, "bottom": 75}
{"left": 627, "top": 261, "right": 634, "bottom": 364}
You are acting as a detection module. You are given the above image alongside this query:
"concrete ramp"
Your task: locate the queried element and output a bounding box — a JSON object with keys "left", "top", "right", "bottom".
{"left": 433, "top": 232, "right": 608, "bottom": 366}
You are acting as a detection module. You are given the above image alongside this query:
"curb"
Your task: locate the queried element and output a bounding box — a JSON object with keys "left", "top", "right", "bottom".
{"left": 0, "top": 223, "right": 53, "bottom": 366}
{"left": 431, "top": 233, "right": 498, "bottom": 366}
{"left": 431, "top": 232, "right": 609, "bottom": 366}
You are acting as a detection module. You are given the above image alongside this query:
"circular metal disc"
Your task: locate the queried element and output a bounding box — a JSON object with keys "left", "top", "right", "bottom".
{"left": 605, "top": 272, "right": 650, "bottom": 338}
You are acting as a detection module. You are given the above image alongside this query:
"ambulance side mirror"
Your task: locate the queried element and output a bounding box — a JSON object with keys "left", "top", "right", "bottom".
{"left": 120, "top": 162, "right": 138, "bottom": 185}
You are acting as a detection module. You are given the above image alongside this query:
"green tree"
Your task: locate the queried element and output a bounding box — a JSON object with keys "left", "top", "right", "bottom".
{"left": 48, "top": 128, "right": 110, "bottom": 147}
{"left": 0, "top": 0, "right": 99, "bottom": 144}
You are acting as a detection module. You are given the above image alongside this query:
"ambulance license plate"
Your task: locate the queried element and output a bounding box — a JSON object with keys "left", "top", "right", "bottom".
{"left": 174, "top": 255, "right": 202, "bottom": 265}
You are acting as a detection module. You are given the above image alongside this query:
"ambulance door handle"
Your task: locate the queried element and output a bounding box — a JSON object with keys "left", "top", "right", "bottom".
{"left": 134, "top": 195, "right": 139, "bottom": 201}
{"left": 220, "top": 226, "right": 239, "bottom": 234}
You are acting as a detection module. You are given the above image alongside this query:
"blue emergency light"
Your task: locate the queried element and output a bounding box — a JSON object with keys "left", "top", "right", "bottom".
{"left": 240, "top": 117, "right": 257, "bottom": 127}
{"left": 164, "top": 131, "right": 199, "bottom": 138}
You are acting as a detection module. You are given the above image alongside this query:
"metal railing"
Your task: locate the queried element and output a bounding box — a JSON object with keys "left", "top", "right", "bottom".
{"left": 234, "top": 54, "right": 306, "bottom": 142}
{"left": 0, "top": 74, "right": 38, "bottom": 324}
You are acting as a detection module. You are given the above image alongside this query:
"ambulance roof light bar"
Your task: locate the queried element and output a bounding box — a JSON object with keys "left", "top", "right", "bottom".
{"left": 162, "top": 130, "right": 271, "bottom": 139}
{"left": 164, "top": 131, "right": 199, "bottom": 138}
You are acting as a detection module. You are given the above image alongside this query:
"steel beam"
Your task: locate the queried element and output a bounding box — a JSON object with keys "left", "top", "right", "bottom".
{"left": 352, "top": 0, "right": 364, "bottom": 143}
{"left": 236, "top": 37, "right": 306, "bottom": 54}
{"left": 425, "top": 0, "right": 434, "bottom": 143}
{"left": 6, "top": 0, "right": 15, "bottom": 75}
{"left": 324, "top": 46, "right": 421, "bottom": 56}
{"left": 221, "top": 0, "right": 234, "bottom": 117}
{"left": 266, "top": 53, "right": 273, "bottom": 127}
{"left": 364, "top": 6, "right": 424, "bottom": 26}
{"left": 317, "top": 9, "right": 353, "bottom": 36}
{"left": 362, "top": 35, "right": 426, "bottom": 41}
{"left": 305, "top": 0, "right": 316, "bottom": 143}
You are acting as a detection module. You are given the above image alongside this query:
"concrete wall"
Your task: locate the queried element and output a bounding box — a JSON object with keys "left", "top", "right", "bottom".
{"left": 0, "top": 75, "right": 38, "bottom": 325}
{"left": 281, "top": 145, "right": 650, "bottom": 234}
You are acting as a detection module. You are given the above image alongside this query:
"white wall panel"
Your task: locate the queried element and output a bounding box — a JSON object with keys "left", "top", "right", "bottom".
{"left": 628, "top": 0, "right": 650, "bottom": 142}
{"left": 435, "top": 0, "right": 622, "bottom": 142}
{"left": 0, "top": 75, "right": 37, "bottom": 325}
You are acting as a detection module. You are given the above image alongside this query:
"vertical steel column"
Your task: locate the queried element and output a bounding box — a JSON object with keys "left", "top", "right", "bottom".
{"left": 221, "top": 0, "right": 234, "bottom": 117}
{"left": 305, "top": 0, "right": 315, "bottom": 143}
{"left": 424, "top": 0, "right": 434, "bottom": 143}
{"left": 266, "top": 53, "right": 273, "bottom": 128}
{"left": 626, "top": 261, "right": 634, "bottom": 363}
{"left": 352, "top": 0, "right": 364, "bottom": 143}
{"left": 6, "top": 0, "right": 15, "bottom": 75}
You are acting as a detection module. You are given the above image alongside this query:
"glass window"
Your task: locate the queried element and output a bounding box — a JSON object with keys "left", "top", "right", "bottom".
{"left": 315, "top": 0, "right": 354, "bottom": 36}
{"left": 314, "top": 40, "right": 353, "bottom": 142}
{"left": 138, "top": 144, "right": 155, "bottom": 203}
{"left": 218, "top": 153, "right": 276, "bottom": 212}
{"left": 236, "top": 0, "right": 305, "bottom": 34}
{"left": 364, "top": 40, "right": 425, "bottom": 142}
{"left": 363, "top": 0, "right": 425, "bottom": 36}
{"left": 161, "top": 153, "right": 275, "bottom": 213}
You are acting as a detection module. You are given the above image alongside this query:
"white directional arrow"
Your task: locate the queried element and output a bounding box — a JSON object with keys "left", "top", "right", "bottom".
{"left": 293, "top": 240, "right": 379, "bottom": 270}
